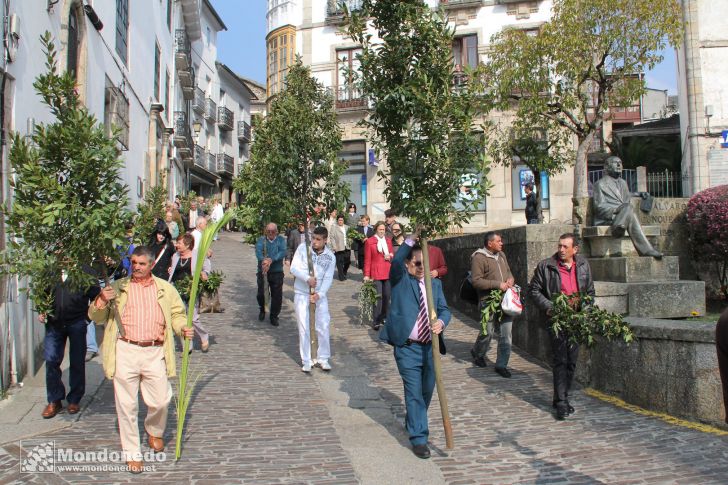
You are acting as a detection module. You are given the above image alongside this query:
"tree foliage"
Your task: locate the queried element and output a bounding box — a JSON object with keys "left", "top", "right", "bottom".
{"left": 1, "top": 33, "right": 129, "bottom": 315}
{"left": 234, "top": 60, "right": 348, "bottom": 231}
{"left": 686, "top": 185, "right": 728, "bottom": 299}
{"left": 480, "top": 0, "right": 683, "bottom": 219}
{"left": 133, "top": 183, "right": 168, "bottom": 246}
{"left": 346, "top": 0, "right": 488, "bottom": 236}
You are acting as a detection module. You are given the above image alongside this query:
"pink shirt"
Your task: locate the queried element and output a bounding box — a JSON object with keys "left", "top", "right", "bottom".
{"left": 121, "top": 279, "right": 166, "bottom": 342}
{"left": 558, "top": 261, "right": 579, "bottom": 296}
{"left": 408, "top": 279, "right": 430, "bottom": 341}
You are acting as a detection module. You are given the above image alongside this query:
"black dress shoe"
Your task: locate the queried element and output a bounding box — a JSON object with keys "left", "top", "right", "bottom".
{"left": 556, "top": 409, "right": 567, "bottom": 420}
{"left": 270, "top": 317, "right": 279, "bottom": 327}
{"left": 552, "top": 401, "right": 575, "bottom": 415}
{"left": 258, "top": 311, "right": 265, "bottom": 321}
{"left": 495, "top": 367, "right": 512, "bottom": 378}
{"left": 412, "top": 444, "right": 430, "bottom": 459}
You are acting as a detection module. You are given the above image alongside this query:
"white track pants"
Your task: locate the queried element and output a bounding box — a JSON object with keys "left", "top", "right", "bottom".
{"left": 294, "top": 293, "right": 331, "bottom": 366}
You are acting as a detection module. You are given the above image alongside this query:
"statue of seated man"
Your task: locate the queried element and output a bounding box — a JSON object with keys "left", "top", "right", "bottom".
{"left": 592, "top": 156, "right": 662, "bottom": 259}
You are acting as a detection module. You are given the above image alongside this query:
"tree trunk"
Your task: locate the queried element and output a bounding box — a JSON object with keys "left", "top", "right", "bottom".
{"left": 572, "top": 133, "right": 592, "bottom": 226}
{"left": 420, "top": 238, "right": 454, "bottom": 450}
{"left": 304, "top": 228, "right": 317, "bottom": 363}
{"left": 99, "top": 263, "right": 125, "bottom": 338}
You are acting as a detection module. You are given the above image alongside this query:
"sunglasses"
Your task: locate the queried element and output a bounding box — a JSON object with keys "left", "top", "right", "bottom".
{"left": 412, "top": 260, "right": 423, "bottom": 267}
{"left": 392, "top": 229, "right": 402, "bottom": 233}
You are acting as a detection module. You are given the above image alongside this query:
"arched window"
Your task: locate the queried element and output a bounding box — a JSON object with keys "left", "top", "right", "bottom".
{"left": 67, "top": 6, "right": 79, "bottom": 77}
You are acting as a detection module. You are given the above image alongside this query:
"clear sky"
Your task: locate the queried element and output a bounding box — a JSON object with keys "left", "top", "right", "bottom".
{"left": 212, "top": 0, "right": 678, "bottom": 94}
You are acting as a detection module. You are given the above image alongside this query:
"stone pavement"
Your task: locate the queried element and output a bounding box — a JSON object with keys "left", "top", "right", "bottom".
{"left": 1, "top": 231, "right": 727, "bottom": 484}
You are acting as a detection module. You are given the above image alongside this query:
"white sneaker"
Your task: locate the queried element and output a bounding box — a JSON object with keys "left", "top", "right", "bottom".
{"left": 301, "top": 363, "right": 312, "bottom": 373}
{"left": 319, "top": 361, "right": 331, "bottom": 371}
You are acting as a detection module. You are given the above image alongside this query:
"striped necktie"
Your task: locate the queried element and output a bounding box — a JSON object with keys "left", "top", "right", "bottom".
{"left": 416, "top": 285, "right": 432, "bottom": 343}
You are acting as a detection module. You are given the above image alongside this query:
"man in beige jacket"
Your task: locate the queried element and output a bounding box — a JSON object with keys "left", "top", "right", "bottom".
{"left": 89, "top": 246, "right": 192, "bottom": 474}
{"left": 470, "top": 232, "right": 515, "bottom": 377}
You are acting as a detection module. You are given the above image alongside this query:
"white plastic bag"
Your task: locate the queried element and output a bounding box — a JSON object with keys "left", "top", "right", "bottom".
{"left": 501, "top": 285, "right": 523, "bottom": 316}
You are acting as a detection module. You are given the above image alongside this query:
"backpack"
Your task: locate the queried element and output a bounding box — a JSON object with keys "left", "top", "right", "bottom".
{"left": 459, "top": 271, "right": 478, "bottom": 305}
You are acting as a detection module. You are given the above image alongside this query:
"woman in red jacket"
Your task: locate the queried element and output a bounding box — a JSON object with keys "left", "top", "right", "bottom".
{"left": 364, "top": 221, "right": 394, "bottom": 330}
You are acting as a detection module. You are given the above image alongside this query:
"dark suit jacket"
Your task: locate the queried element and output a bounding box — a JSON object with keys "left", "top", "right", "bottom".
{"left": 379, "top": 242, "right": 451, "bottom": 347}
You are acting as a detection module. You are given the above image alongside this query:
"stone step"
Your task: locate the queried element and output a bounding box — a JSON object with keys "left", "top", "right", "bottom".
{"left": 594, "top": 280, "right": 706, "bottom": 319}
{"left": 588, "top": 256, "right": 679, "bottom": 282}
{"left": 583, "top": 225, "right": 661, "bottom": 258}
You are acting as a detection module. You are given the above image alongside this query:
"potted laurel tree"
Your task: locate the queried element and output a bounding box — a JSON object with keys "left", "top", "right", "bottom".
{"left": 174, "top": 209, "right": 236, "bottom": 460}
{"left": 549, "top": 293, "right": 634, "bottom": 347}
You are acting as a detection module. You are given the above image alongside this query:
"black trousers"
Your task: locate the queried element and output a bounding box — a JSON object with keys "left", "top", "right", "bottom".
{"left": 335, "top": 250, "right": 351, "bottom": 280}
{"left": 550, "top": 330, "right": 579, "bottom": 410}
{"left": 257, "top": 271, "right": 284, "bottom": 318}
{"left": 373, "top": 279, "right": 391, "bottom": 325}
{"left": 717, "top": 309, "right": 728, "bottom": 424}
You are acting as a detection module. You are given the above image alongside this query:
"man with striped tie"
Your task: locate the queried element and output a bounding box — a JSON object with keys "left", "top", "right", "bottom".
{"left": 379, "top": 229, "right": 451, "bottom": 459}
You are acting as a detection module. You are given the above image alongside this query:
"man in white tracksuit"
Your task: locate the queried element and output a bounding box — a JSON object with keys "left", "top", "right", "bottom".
{"left": 290, "top": 226, "right": 336, "bottom": 372}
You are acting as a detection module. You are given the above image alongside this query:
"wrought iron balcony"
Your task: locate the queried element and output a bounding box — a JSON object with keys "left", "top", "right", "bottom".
{"left": 174, "top": 30, "right": 191, "bottom": 71}
{"left": 204, "top": 97, "right": 217, "bottom": 123}
{"left": 194, "top": 144, "right": 206, "bottom": 169}
{"left": 216, "top": 153, "right": 234, "bottom": 176}
{"left": 192, "top": 87, "right": 205, "bottom": 114}
{"left": 237, "top": 121, "right": 251, "bottom": 143}
{"left": 217, "top": 106, "right": 234, "bottom": 131}
{"left": 336, "top": 85, "right": 366, "bottom": 109}
{"left": 172, "top": 111, "right": 192, "bottom": 159}
{"left": 206, "top": 151, "right": 216, "bottom": 173}
{"left": 180, "top": 66, "right": 195, "bottom": 100}
{"left": 326, "top": 0, "right": 362, "bottom": 24}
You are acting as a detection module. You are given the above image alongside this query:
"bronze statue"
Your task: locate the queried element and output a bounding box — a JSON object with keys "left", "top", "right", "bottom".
{"left": 592, "top": 156, "right": 662, "bottom": 259}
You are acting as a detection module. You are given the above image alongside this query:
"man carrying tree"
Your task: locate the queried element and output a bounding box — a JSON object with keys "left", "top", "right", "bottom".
{"left": 470, "top": 232, "right": 516, "bottom": 377}
{"left": 256, "top": 223, "right": 286, "bottom": 326}
{"left": 528, "top": 233, "right": 595, "bottom": 420}
{"left": 40, "top": 272, "right": 100, "bottom": 418}
{"left": 290, "top": 226, "right": 335, "bottom": 372}
{"left": 379, "top": 230, "right": 450, "bottom": 459}
{"left": 89, "top": 246, "right": 193, "bottom": 473}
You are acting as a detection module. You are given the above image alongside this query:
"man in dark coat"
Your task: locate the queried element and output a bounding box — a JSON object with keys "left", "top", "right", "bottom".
{"left": 528, "top": 233, "right": 595, "bottom": 420}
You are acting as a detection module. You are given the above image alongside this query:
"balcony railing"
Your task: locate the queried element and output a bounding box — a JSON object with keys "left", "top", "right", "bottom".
{"left": 238, "top": 120, "right": 251, "bottom": 143}
{"left": 216, "top": 153, "right": 234, "bottom": 175}
{"left": 439, "top": 0, "right": 484, "bottom": 8}
{"left": 174, "top": 30, "right": 191, "bottom": 71}
{"left": 217, "top": 106, "right": 234, "bottom": 131}
{"left": 172, "top": 111, "right": 192, "bottom": 159}
{"left": 180, "top": 66, "right": 195, "bottom": 100}
{"left": 206, "top": 151, "right": 216, "bottom": 173}
{"left": 192, "top": 87, "right": 205, "bottom": 114}
{"left": 194, "top": 144, "right": 206, "bottom": 169}
{"left": 326, "top": 0, "right": 362, "bottom": 24}
{"left": 204, "top": 98, "right": 217, "bottom": 123}
{"left": 336, "top": 85, "right": 366, "bottom": 109}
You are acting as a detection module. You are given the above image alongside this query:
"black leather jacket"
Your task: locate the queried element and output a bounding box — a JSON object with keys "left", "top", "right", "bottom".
{"left": 528, "top": 254, "right": 595, "bottom": 314}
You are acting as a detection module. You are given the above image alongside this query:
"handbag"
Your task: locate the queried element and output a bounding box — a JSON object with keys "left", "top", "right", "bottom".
{"left": 459, "top": 271, "right": 478, "bottom": 305}
{"left": 501, "top": 285, "right": 523, "bottom": 316}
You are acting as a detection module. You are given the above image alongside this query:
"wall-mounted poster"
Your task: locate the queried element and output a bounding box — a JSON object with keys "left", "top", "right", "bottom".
{"left": 511, "top": 165, "right": 549, "bottom": 210}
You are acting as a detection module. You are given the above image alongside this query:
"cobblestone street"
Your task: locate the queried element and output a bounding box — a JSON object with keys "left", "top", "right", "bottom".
{"left": 2, "top": 232, "right": 727, "bottom": 484}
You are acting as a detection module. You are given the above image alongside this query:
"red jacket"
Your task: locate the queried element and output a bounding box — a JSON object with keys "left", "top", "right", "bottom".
{"left": 428, "top": 245, "right": 448, "bottom": 278}
{"left": 364, "top": 236, "right": 394, "bottom": 281}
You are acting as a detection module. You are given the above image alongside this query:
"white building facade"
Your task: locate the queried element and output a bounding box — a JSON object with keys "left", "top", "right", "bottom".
{"left": 677, "top": 0, "right": 728, "bottom": 195}
{"left": 265, "top": 0, "right": 580, "bottom": 229}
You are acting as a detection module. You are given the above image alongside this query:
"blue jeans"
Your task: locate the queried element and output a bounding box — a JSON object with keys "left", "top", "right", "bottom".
{"left": 394, "top": 342, "right": 435, "bottom": 446}
{"left": 44, "top": 318, "right": 87, "bottom": 404}
{"left": 86, "top": 321, "right": 98, "bottom": 353}
{"left": 473, "top": 314, "right": 513, "bottom": 369}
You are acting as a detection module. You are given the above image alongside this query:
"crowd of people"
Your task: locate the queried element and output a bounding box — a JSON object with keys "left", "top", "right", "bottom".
{"left": 38, "top": 195, "right": 616, "bottom": 468}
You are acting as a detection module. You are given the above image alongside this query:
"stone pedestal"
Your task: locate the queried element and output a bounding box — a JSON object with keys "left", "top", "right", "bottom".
{"left": 584, "top": 226, "right": 705, "bottom": 318}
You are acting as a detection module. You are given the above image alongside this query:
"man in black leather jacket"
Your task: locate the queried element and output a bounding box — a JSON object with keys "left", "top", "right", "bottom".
{"left": 528, "top": 233, "right": 595, "bottom": 420}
